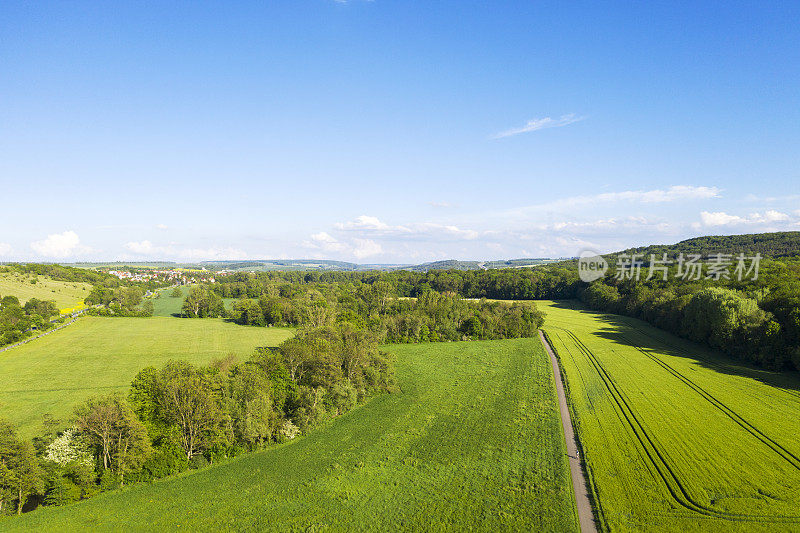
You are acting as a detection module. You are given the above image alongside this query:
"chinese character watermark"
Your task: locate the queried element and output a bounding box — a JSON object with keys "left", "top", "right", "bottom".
{"left": 614, "top": 254, "right": 643, "bottom": 280}
{"left": 578, "top": 252, "right": 760, "bottom": 282}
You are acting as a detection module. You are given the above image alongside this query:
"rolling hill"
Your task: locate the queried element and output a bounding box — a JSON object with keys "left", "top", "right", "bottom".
{"left": 0, "top": 272, "right": 92, "bottom": 312}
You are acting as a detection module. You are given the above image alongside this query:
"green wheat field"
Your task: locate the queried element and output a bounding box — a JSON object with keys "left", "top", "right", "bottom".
{"left": 5, "top": 338, "right": 578, "bottom": 532}
{"left": 540, "top": 300, "right": 800, "bottom": 532}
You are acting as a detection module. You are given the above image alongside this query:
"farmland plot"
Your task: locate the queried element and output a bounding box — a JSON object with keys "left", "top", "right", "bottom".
{"left": 539, "top": 300, "right": 800, "bottom": 532}
{"left": 5, "top": 338, "right": 578, "bottom": 532}
{"left": 0, "top": 317, "right": 294, "bottom": 437}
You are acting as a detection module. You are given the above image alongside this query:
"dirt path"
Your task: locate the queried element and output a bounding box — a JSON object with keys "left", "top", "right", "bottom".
{"left": 539, "top": 330, "right": 598, "bottom": 533}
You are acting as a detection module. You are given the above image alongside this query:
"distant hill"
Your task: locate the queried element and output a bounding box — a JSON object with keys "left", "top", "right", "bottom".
{"left": 197, "top": 260, "right": 415, "bottom": 272}
{"left": 69, "top": 261, "right": 176, "bottom": 269}
{"left": 56, "top": 233, "right": 800, "bottom": 274}
{"left": 66, "top": 258, "right": 555, "bottom": 273}
{"left": 483, "top": 258, "right": 562, "bottom": 269}
{"left": 620, "top": 231, "right": 800, "bottom": 258}
{"left": 406, "top": 260, "right": 483, "bottom": 271}
{"left": 404, "top": 258, "right": 555, "bottom": 272}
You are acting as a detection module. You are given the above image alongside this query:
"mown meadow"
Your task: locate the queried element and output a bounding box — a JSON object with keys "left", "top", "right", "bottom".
{"left": 0, "top": 317, "right": 293, "bottom": 438}
{"left": 539, "top": 300, "right": 800, "bottom": 532}
{"left": 4, "top": 338, "right": 579, "bottom": 532}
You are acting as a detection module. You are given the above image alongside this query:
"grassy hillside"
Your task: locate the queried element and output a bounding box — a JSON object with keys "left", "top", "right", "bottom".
{"left": 0, "top": 317, "right": 294, "bottom": 437}
{"left": 0, "top": 272, "right": 92, "bottom": 312}
{"left": 5, "top": 338, "right": 578, "bottom": 532}
{"left": 539, "top": 300, "right": 800, "bottom": 532}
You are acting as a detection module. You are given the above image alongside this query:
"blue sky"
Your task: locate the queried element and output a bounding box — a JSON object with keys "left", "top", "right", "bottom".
{"left": 1, "top": 1, "right": 798, "bottom": 263}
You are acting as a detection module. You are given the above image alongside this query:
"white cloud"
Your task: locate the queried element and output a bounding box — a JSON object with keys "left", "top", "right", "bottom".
{"left": 700, "top": 210, "right": 791, "bottom": 227}
{"left": 0, "top": 243, "right": 12, "bottom": 257}
{"left": 334, "top": 215, "right": 478, "bottom": 241}
{"left": 493, "top": 113, "right": 585, "bottom": 139}
{"left": 125, "top": 240, "right": 154, "bottom": 254}
{"left": 31, "top": 231, "right": 90, "bottom": 258}
{"left": 428, "top": 201, "right": 456, "bottom": 209}
{"left": 306, "top": 212, "right": 683, "bottom": 261}
{"left": 156, "top": 224, "right": 168, "bottom": 230}
{"left": 352, "top": 239, "right": 382, "bottom": 259}
{"left": 302, "top": 215, "right": 482, "bottom": 261}
{"left": 179, "top": 247, "right": 249, "bottom": 261}
{"left": 699, "top": 212, "right": 744, "bottom": 226}
{"left": 335, "top": 215, "right": 392, "bottom": 232}
{"left": 305, "top": 232, "right": 346, "bottom": 252}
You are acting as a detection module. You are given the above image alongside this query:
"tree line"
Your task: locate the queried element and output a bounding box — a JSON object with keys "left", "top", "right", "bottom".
{"left": 182, "top": 279, "right": 546, "bottom": 343}
{"left": 83, "top": 286, "right": 153, "bottom": 317}
{"left": 0, "top": 296, "right": 61, "bottom": 348}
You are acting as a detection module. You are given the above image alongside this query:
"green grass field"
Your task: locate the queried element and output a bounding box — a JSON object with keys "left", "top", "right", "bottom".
{"left": 539, "top": 300, "right": 800, "bottom": 532}
{"left": 0, "top": 272, "right": 91, "bottom": 312}
{"left": 147, "top": 285, "right": 240, "bottom": 316}
{"left": 6, "top": 338, "right": 578, "bottom": 532}
{"left": 148, "top": 285, "right": 192, "bottom": 316}
{"left": 0, "top": 317, "right": 294, "bottom": 438}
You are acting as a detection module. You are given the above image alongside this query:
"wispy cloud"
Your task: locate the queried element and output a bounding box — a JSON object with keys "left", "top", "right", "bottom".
{"left": 698, "top": 210, "right": 792, "bottom": 227}
{"left": 493, "top": 113, "right": 585, "bottom": 139}
{"left": 744, "top": 193, "right": 800, "bottom": 203}
{"left": 124, "top": 240, "right": 248, "bottom": 261}
{"left": 302, "top": 215, "right": 482, "bottom": 261}
{"left": 498, "top": 185, "right": 721, "bottom": 219}
{"left": 428, "top": 201, "right": 456, "bottom": 209}
{"left": 334, "top": 215, "right": 479, "bottom": 240}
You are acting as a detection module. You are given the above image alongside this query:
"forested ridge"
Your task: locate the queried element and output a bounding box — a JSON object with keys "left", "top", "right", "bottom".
{"left": 619, "top": 231, "right": 800, "bottom": 258}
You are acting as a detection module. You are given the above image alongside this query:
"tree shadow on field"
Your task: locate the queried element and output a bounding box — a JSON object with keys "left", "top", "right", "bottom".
{"left": 545, "top": 299, "right": 800, "bottom": 395}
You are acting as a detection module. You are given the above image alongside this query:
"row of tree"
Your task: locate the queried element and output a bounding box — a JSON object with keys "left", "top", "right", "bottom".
{"left": 84, "top": 286, "right": 153, "bottom": 317}
{"left": 0, "top": 295, "right": 61, "bottom": 347}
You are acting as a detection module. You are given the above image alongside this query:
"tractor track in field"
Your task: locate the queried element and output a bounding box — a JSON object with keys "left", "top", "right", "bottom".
{"left": 549, "top": 326, "right": 800, "bottom": 524}
{"left": 546, "top": 330, "right": 597, "bottom": 412}
{"left": 622, "top": 334, "right": 800, "bottom": 472}
{"left": 622, "top": 321, "right": 800, "bottom": 403}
